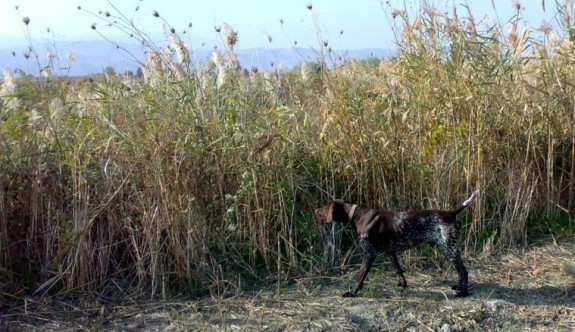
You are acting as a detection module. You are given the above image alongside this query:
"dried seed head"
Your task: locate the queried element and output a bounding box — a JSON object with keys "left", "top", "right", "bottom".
{"left": 153, "top": 10, "right": 160, "bottom": 17}
{"left": 538, "top": 21, "right": 552, "bottom": 34}
{"left": 67, "top": 51, "right": 75, "bottom": 64}
{"left": 301, "top": 61, "right": 312, "bottom": 81}
{"left": 391, "top": 9, "right": 405, "bottom": 19}
{"left": 211, "top": 49, "right": 225, "bottom": 69}
{"left": 506, "top": 22, "right": 517, "bottom": 44}
{"left": 149, "top": 51, "right": 163, "bottom": 76}
{"left": 229, "top": 52, "right": 240, "bottom": 71}
{"left": 77, "top": 6, "right": 81, "bottom": 10}
{"left": 23, "top": 17, "right": 30, "bottom": 25}
{"left": 41, "top": 67, "right": 52, "bottom": 78}
{"left": 161, "top": 22, "right": 169, "bottom": 36}
{"left": 548, "top": 31, "right": 561, "bottom": 49}
{"left": 46, "top": 48, "right": 56, "bottom": 60}
{"left": 1, "top": 68, "right": 18, "bottom": 95}
{"left": 223, "top": 23, "right": 238, "bottom": 49}
{"left": 307, "top": 4, "right": 312, "bottom": 10}
{"left": 172, "top": 35, "right": 190, "bottom": 64}
{"left": 216, "top": 67, "right": 228, "bottom": 88}
{"left": 562, "top": 11, "right": 571, "bottom": 28}
{"left": 512, "top": 1, "right": 522, "bottom": 11}
{"left": 91, "top": 23, "right": 96, "bottom": 30}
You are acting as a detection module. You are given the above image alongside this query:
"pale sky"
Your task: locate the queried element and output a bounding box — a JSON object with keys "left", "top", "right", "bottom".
{"left": 0, "top": 0, "right": 557, "bottom": 50}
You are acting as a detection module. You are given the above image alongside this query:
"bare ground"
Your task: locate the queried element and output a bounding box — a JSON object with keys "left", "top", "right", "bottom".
{"left": 2, "top": 238, "right": 575, "bottom": 332}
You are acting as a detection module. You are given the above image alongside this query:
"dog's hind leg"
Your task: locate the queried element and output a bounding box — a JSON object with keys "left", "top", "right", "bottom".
{"left": 438, "top": 245, "right": 469, "bottom": 297}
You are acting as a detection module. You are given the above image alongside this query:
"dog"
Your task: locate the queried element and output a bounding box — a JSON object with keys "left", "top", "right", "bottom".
{"left": 314, "top": 191, "right": 478, "bottom": 298}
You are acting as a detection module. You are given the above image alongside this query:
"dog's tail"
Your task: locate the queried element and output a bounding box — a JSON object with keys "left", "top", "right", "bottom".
{"left": 451, "top": 190, "right": 479, "bottom": 215}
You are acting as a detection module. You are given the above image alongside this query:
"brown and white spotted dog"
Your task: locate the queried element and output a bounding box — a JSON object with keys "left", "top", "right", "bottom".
{"left": 315, "top": 191, "right": 479, "bottom": 298}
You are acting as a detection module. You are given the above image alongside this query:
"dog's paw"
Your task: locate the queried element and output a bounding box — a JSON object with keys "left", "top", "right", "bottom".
{"left": 451, "top": 284, "right": 463, "bottom": 291}
{"left": 455, "top": 290, "right": 470, "bottom": 298}
{"left": 341, "top": 291, "right": 356, "bottom": 298}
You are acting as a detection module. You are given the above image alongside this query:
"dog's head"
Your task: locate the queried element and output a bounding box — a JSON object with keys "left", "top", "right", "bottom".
{"left": 314, "top": 199, "right": 349, "bottom": 223}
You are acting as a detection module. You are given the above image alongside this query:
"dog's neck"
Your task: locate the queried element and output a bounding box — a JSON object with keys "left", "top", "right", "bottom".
{"left": 347, "top": 204, "right": 358, "bottom": 220}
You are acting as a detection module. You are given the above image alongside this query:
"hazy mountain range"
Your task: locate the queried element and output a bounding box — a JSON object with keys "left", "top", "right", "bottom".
{"left": 0, "top": 35, "right": 393, "bottom": 76}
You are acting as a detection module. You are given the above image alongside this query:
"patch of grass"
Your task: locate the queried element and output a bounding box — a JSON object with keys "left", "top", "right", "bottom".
{"left": 527, "top": 211, "right": 575, "bottom": 238}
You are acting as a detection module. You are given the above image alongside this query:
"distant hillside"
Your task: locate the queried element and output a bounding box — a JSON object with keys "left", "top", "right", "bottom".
{"left": 0, "top": 36, "right": 393, "bottom": 76}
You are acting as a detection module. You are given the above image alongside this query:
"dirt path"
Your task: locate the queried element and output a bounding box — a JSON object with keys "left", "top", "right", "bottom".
{"left": 3, "top": 239, "right": 575, "bottom": 331}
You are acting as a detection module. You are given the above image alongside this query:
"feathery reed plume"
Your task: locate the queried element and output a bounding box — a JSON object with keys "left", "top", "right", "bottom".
{"left": 300, "top": 61, "right": 312, "bottom": 81}
{"left": 41, "top": 67, "right": 52, "bottom": 78}
{"left": 210, "top": 49, "right": 229, "bottom": 88}
{"left": 222, "top": 23, "right": 240, "bottom": 71}
{"left": 0, "top": 68, "right": 19, "bottom": 110}
{"left": 172, "top": 35, "right": 190, "bottom": 64}
{"left": 46, "top": 48, "right": 56, "bottom": 61}
{"left": 1, "top": 68, "right": 17, "bottom": 95}
{"left": 222, "top": 23, "right": 238, "bottom": 50}
{"left": 507, "top": 22, "right": 518, "bottom": 44}
{"left": 211, "top": 49, "right": 225, "bottom": 70}
{"left": 149, "top": 51, "right": 163, "bottom": 77}
{"left": 66, "top": 51, "right": 75, "bottom": 64}
{"left": 169, "top": 62, "right": 185, "bottom": 80}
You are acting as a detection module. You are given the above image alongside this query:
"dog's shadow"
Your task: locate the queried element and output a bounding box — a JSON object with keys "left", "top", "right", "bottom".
{"left": 469, "top": 282, "right": 574, "bottom": 306}
{"left": 402, "top": 281, "right": 575, "bottom": 306}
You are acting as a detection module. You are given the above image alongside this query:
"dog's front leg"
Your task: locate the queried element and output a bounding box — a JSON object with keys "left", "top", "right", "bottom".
{"left": 343, "top": 236, "right": 377, "bottom": 297}
{"left": 389, "top": 252, "right": 408, "bottom": 288}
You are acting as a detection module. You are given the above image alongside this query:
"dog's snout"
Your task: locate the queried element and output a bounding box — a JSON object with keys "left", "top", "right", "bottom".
{"left": 314, "top": 207, "right": 330, "bottom": 222}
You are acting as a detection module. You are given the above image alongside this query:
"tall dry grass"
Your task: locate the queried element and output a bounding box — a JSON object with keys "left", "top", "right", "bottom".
{"left": 1, "top": 1, "right": 575, "bottom": 299}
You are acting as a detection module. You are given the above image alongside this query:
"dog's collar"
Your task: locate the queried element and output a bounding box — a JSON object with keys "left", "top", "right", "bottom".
{"left": 348, "top": 204, "right": 358, "bottom": 220}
